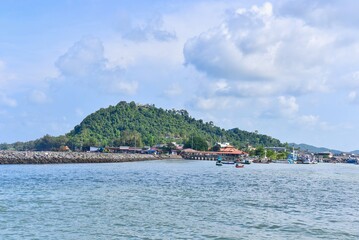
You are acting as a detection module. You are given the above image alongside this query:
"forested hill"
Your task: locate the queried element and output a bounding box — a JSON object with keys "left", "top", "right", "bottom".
{"left": 1, "top": 101, "right": 283, "bottom": 151}
{"left": 66, "top": 101, "right": 282, "bottom": 149}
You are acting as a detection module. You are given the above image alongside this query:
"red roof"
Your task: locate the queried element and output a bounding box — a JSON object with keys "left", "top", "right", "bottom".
{"left": 218, "top": 145, "right": 246, "bottom": 154}
{"left": 181, "top": 147, "right": 247, "bottom": 155}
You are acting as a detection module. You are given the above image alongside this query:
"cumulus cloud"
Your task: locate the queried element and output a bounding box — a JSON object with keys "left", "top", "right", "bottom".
{"left": 278, "top": 96, "right": 299, "bottom": 117}
{"left": 184, "top": 2, "right": 335, "bottom": 97}
{"left": 278, "top": 0, "right": 359, "bottom": 28}
{"left": 56, "top": 37, "right": 105, "bottom": 77}
{"left": 117, "top": 13, "right": 176, "bottom": 42}
{"left": 55, "top": 37, "right": 138, "bottom": 95}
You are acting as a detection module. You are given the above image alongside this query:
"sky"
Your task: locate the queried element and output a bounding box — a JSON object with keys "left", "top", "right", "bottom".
{"left": 1, "top": 0, "right": 359, "bottom": 151}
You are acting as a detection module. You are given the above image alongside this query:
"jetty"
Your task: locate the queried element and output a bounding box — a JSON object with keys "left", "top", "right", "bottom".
{"left": 181, "top": 145, "right": 247, "bottom": 161}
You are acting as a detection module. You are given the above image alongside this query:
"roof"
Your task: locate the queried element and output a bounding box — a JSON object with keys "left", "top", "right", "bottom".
{"left": 218, "top": 145, "right": 246, "bottom": 155}
{"left": 181, "top": 148, "right": 197, "bottom": 153}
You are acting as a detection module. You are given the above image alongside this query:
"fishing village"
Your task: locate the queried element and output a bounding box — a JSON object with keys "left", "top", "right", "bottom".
{"left": 1, "top": 141, "right": 358, "bottom": 165}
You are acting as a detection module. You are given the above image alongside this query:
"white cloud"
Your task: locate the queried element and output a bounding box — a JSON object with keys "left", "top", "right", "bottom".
{"left": 278, "top": 0, "right": 359, "bottom": 28}
{"left": 184, "top": 2, "right": 335, "bottom": 97}
{"left": 56, "top": 37, "right": 105, "bottom": 77}
{"left": 214, "top": 79, "right": 231, "bottom": 94}
{"left": 55, "top": 37, "right": 138, "bottom": 95}
{"left": 117, "top": 13, "right": 176, "bottom": 42}
{"left": 278, "top": 96, "right": 299, "bottom": 117}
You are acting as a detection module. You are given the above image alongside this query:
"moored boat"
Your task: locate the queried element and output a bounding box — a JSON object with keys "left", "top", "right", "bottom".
{"left": 241, "top": 159, "right": 252, "bottom": 164}
{"left": 216, "top": 155, "right": 223, "bottom": 166}
{"left": 222, "top": 161, "right": 236, "bottom": 164}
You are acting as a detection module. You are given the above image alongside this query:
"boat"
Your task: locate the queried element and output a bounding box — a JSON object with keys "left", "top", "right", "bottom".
{"left": 241, "top": 159, "right": 252, "bottom": 164}
{"left": 287, "top": 148, "right": 297, "bottom": 164}
{"left": 216, "top": 161, "right": 222, "bottom": 166}
{"left": 222, "top": 161, "right": 236, "bottom": 164}
{"left": 272, "top": 159, "right": 290, "bottom": 164}
{"left": 346, "top": 158, "right": 358, "bottom": 164}
{"left": 296, "top": 153, "right": 318, "bottom": 164}
{"left": 235, "top": 163, "right": 244, "bottom": 168}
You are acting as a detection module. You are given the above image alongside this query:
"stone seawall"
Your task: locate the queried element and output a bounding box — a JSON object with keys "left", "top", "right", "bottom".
{"left": 0, "top": 151, "right": 182, "bottom": 164}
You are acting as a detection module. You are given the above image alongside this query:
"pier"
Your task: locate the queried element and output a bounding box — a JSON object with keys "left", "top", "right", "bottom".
{"left": 181, "top": 146, "right": 247, "bottom": 161}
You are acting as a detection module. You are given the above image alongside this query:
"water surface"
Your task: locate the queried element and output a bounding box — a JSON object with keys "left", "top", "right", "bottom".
{"left": 1, "top": 160, "right": 358, "bottom": 239}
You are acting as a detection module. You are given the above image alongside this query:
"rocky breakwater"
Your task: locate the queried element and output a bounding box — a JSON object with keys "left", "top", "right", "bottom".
{"left": 0, "top": 151, "right": 179, "bottom": 164}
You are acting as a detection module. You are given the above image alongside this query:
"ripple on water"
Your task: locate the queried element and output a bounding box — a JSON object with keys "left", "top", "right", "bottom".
{"left": 0, "top": 161, "right": 359, "bottom": 239}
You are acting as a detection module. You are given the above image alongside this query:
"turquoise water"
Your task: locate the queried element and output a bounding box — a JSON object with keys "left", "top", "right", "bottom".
{"left": 1, "top": 160, "right": 358, "bottom": 239}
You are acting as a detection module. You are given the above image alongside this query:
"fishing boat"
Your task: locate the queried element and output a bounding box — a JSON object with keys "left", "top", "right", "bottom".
{"left": 216, "top": 161, "right": 223, "bottom": 166}
{"left": 235, "top": 163, "right": 244, "bottom": 168}
{"left": 287, "top": 147, "right": 297, "bottom": 164}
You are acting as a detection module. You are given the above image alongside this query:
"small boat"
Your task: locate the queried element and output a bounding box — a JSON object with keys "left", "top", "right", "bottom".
{"left": 235, "top": 163, "right": 244, "bottom": 168}
{"left": 216, "top": 161, "right": 222, "bottom": 166}
{"left": 241, "top": 159, "right": 252, "bottom": 164}
{"left": 222, "top": 161, "right": 236, "bottom": 164}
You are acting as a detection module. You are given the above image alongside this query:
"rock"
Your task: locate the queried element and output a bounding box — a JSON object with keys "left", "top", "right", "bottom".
{"left": 0, "top": 150, "right": 181, "bottom": 164}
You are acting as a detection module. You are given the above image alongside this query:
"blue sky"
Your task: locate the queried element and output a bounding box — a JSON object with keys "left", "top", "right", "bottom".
{"left": 1, "top": 0, "right": 359, "bottom": 151}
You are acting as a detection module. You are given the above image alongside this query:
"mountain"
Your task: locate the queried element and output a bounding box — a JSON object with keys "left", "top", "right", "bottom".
{"left": 291, "top": 143, "right": 343, "bottom": 154}
{"left": 1, "top": 101, "right": 283, "bottom": 151}
{"left": 350, "top": 150, "right": 359, "bottom": 154}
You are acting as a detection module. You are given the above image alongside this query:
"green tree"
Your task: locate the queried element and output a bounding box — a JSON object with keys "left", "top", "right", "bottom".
{"left": 184, "top": 136, "right": 209, "bottom": 151}
{"left": 254, "top": 146, "right": 266, "bottom": 158}
{"left": 6, "top": 101, "right": 285, "bottom": 151}
{"left": 161, "top": 142, "right": 177, "bottom": 154}
{"left": 266, "top": 149, "right": 276, "bottom": 159}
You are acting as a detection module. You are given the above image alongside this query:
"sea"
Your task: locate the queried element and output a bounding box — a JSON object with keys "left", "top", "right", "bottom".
{"left": 0, "top": 160, "right": 358, "bottom": 240}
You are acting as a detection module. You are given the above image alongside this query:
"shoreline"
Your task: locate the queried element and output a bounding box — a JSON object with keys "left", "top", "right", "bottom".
{"left": 0, "top": 150, "right": 182, "bottom": 165}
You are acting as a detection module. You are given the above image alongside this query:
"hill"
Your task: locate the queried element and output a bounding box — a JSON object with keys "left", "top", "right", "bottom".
{"left": 291, "top": 143, "right": 343, "bottom": 154}
{"left": 1, "top": 101, "right": 283, "bottom": 151}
